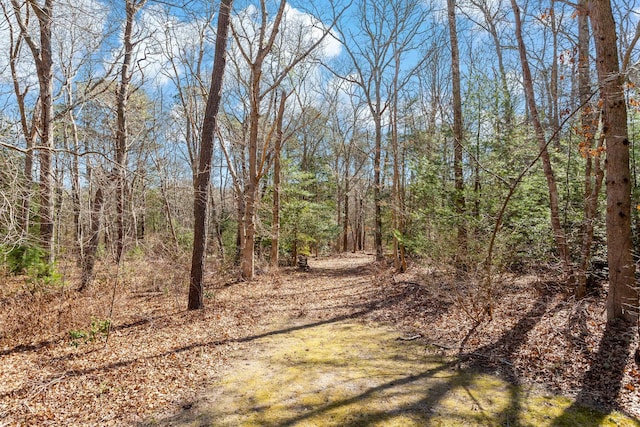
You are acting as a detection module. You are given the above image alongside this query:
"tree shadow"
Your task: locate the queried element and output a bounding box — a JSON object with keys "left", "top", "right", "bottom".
{"left": 132, "top": 273, "right": 639, "bottom": 427}
{"left": 142, "top": 295, "right": 557, "bottom": 427}
{"left": 456, "top": 292, "right": 560, "bottom": 426}
{"left": 302, "top": 263, "right": 377, "bottom": 279}
{"left": 0, "top": 317, "right": 157, "bottom": 357}
{"left": 141, "top": 355, "right": 468, "bottom": 427}
{"left": 565, "top": 299, "right": 596, "bottom": 361}
{"left": 2, "top": 257, "right": 453, "bottom": 402}
{"left": 552, "top": 319, "right": 636, "bottom": 426}
{"left": 0, "top": 310, "right": 372, "bottom": 400}
{"left": 143, "top": 340, "right": 545, "bottom": 427}
{"left": 460, "top": 293, "right": 553, "bottom": 376}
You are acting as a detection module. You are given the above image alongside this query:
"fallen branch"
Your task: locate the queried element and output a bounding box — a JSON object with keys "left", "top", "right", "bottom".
{"left": 396, "top": 334, "right": 422, "bottom": 341}
{"left": 27, "top": 375, "right": 66, "bottom": 400}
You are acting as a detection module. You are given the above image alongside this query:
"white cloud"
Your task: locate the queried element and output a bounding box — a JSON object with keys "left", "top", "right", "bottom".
{"left": 53, "top": 0, "right": 110, "bottom": 84}
{"left": 107, "top": 4, "right": 215, "bottom": 88}
{"left": 0, "top": 0, "right": 39, "bottom": 88}
{"left": 279, "top": 3, "right": 341, "bottom": 60}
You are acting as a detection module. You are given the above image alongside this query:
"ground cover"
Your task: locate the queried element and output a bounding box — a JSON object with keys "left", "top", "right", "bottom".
{"left": 0, "top": 253, "right": 638, "bottom": 425}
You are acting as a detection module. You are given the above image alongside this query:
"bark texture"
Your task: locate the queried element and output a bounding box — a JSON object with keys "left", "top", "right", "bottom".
{"left": 589, "top": 0, "right": 638, "bottom": 322}
{"left": 510, "top": 0, "right": 574, "bottom": 282}
{"left": 189, "top": 0, "right": 233, "bottom": 310}
{"left": 447, "top": 0, "right": 467, "bottom": 265}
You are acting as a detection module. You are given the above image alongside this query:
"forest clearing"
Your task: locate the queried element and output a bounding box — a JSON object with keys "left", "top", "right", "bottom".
{"left": 1, "top": 254, "right": 639, "bottom": 426}
{"left": 4, "top": 0, "right": 640, "bottom": 424}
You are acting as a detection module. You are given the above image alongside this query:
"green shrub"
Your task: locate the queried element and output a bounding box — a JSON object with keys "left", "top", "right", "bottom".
{"left": 1, "top": 244, "right": 66, "bottom": 293}
{"left": 2, "top": 244, "right": 47, "bottom": 275}
{"left": 25, "top": 264, "right": 64, "bottom": 293}
{"left": 69, "top": 317, "right": 111, "bottom": 347}
{"left": 126, "top": 245, "right": 145, "bottom": 260}
{"left": 68, "top": 330, "right": 88, "bottom": 348}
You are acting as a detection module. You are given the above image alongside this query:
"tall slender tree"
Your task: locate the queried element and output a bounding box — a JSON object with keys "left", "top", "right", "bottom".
{"left": 337, "top": 0, "right": 426, "bottom": 261}
{"left": 10, "top": 0, "right": 54, "bottom": 261}
{"left": 226, "top": 0, "right": 345, "bottom": 279}
{"left": 589, "top": 0, "right": 638, "bottom": 322}
{"left": 447, "top": 0, "right": 467, "bottom": 265}
{"left": 510, "top": 0, "right": 574, "bottom": 283}
{"left": 114, "top": 0, "right": 147, "bottom": 264}
{"left": 189, "top": 0, "right": 234, "bottom": 310}
{"left": 270, "top": 91, "right": 287, "bottom": 267}
{"left": 575, "top": 0, "right": 602, "bottom": 298}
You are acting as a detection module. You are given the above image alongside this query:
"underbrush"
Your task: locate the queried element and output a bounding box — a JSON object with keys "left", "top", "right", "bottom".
{"left": 1, "top": 252, "right": 639, "bottom": 425}
{"left": 0, "top": 250, "right": 192, "bottom": 352}
{"left": 371, "top": 258, "right": 640, "bottom": 418}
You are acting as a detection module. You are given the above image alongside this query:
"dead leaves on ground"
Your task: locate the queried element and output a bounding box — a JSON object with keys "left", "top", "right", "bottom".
{"left": 1, "top": 253, "right": 639, "bottom": 425}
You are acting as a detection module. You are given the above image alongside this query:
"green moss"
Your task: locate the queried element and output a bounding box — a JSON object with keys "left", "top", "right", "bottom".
{"left": 189, "top": 321, "right": 639, "bottom": 427}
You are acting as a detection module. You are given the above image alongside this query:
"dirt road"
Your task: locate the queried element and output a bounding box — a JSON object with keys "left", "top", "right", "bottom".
{"left": 145, "top": 255, "right": 638, "bottom": 427}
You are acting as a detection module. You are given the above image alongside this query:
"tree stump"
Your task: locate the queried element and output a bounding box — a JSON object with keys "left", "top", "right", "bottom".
{"left": 297, "top": 255, "right": 310, "bottom": 272}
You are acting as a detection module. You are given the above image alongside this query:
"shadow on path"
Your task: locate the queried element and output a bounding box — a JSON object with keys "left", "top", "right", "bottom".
{"left": 552, "top": 319, "right": 636, "bottom": 425}
{"left": 139, "top": 260, "right": 639, "bottom": 427}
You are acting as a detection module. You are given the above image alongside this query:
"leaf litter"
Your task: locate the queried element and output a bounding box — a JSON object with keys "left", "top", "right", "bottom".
{"left": 0, "top": 253, "right": 638, "bottom": 425}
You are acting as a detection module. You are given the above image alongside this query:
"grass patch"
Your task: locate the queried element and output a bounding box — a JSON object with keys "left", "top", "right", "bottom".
{"left": 159, "top": 321, "right": 639, "bottom": 426}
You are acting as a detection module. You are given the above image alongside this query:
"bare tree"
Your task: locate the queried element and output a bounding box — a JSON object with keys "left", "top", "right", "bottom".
{"left": 510, "top": 0, "right": 574, "bottom": 283}
{"left": 189, "top": 0, "right": 234, "bottom": 310}
{"left": 462, "top": 0, "right": 513, "bottom": 131}
{"left": 1, "top": 2, "right": 38, "bottom": 236}
{"left": 326, "top": 83, "right": 368, "bottom": 254}
{"left": 113, "top": 0, "right": 147, "bottom": 264}
{"left": 9, "top": 0, "right": 55, "bottom": 262}
{"left": 79, "top": 173, "right": 105, "bottom": 290}
{"left": 336, "top": 0, "right": 427, "bottom": 261}
{"left": 589, "top": 0, "right": 638, "bottom": 322}
{"left": 225, "top": 0, "right": 346, "bottom": 279}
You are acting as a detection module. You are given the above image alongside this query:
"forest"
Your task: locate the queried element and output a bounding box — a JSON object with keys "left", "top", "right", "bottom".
{"left": 2, "top": 0, "right": 640, "bottom": 425}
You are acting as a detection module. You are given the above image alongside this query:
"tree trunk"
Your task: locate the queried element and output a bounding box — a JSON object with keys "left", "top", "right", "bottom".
{"left": 189, "top": 0, "right": 233, "bottom": 310}
{"left": 209, "top": 186, "right": 225, "bottom": 260}
{"left": 360, "top": 197, "right": 366, "bottom": 251}
{"left": 62, "top": 98, "right": 83, "bottom": 260}
{"left": 160, "top": 173, "right": 179, "bottom": 252}
{"left": 354, "top": 196, "right": 362, "bottom": 253}
{"left": 114, "top": 0, "right": 139, "bottom": 264}
{"left": 448, "top": 0, "right": 467, "bottom": 266}
{"left": 549, "top": 1, "right": 561, "bottom": 148}
{"left": 511, "top": 0, "right": 574, "bottom": 282}
{"left": 235, "top": 193, "right": 245, "bottom": 266}
{"left": 589, "top": 0, "right": 638, "bottom": 322}
{"left": 79, "top": 186, "right": 104, "bottom": 291}
{"left": 238, "top": 0, "right": 288, "bottom": 279}
{"left": 241, "top": 81, "right": 260, "bottom": 278}
{"left": 575, "top": 1, "right": 602, "bottom": 298}
{"left": 38, "top": 1, "right": 54, "bottom": 263}
{"left": 14, "top": 0, "right": 56, "bottom": 262}
{"left": 336, "top": 180, "right": 342, "bottom": 252}
{"left": 343, "top": 179, "right": 349, "bottom": 253}
{"left": 373, "top": 114, "right": 383, "bottom": 261}
{"left": 270, "top": 93, "right": 286, "bottom": 268}
{"left": 70, "top": 118, "right": 82, "bottom": 254}
{"left": 20, "top": 124, "right": 34, "bottom": 238}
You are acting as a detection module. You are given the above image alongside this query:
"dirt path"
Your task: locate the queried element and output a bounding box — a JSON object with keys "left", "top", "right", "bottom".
{"left": 145, "top": 256, "right": 638, "bottom": 427}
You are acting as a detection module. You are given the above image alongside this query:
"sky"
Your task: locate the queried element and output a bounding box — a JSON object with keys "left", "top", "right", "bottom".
{"left": 1, "top": 0, "right": 640, "bottom": 144}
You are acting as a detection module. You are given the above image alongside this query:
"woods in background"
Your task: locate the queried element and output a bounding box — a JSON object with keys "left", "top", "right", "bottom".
{"left": 1, "top": 0, "right": 639, "bottom": 322}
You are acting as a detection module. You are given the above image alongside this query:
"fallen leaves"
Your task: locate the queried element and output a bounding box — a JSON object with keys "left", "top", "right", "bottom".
{"left": 1, "top": 254, "right": 639, "bottom": 425}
